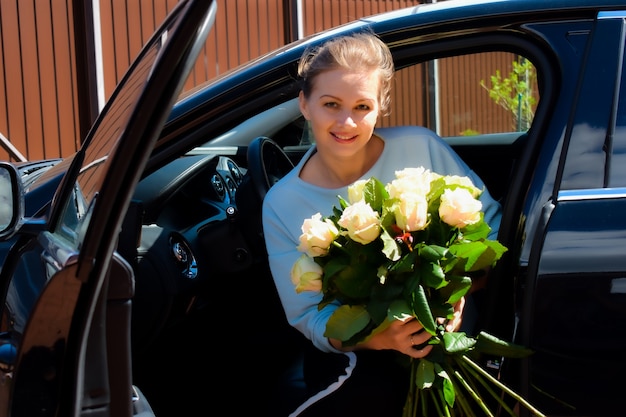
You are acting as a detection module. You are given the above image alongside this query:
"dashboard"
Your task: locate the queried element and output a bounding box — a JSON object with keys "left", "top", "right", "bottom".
{"left": 126, "top": 153, "right": 251, "bottom": 350}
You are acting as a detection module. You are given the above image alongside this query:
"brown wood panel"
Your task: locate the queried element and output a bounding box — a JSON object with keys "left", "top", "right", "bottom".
{"left": 0, "top": 0, "right": 81, "bottom": 161}
{"left": 127, "top": 2, "right": 144, "bottom": 61}
{"left": 111, "top": 0, "right": 132, "bottom": 83}
{"left": 18, "top": 1, "right": 45, "bottom": 160}
{"left": 52, "top": 0, "right": 81, "bottom": 157}
{"left": 37, "top": 1, "right": 61, "bottom": 159}
{"left": 302, "top": 0, "right": 419, "bottom": 36}
{"left": 0, "top": 1, "right": 22, "bottom": 161}
{"left": 438, "top": 52, "right": 513, "bottom": 137}
{"left": 1, "top": 0, "right": 29, "bottom": 161}
{"left": 224, "top": 1, "right": 242, "bottom": 69}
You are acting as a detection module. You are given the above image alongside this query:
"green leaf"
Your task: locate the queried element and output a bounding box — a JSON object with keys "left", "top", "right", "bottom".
{"left": 322, "top": 256, "right": 350, "bottom": 283}
{"left": 474, "top": 331, "right": 534, "bottom": 358}
{"left": 390, "top": 251, "right": 417, "bottom": 274}
{"left": 435, "top": 362, "right": 455, "bottom": 407}
{"left": 418, "top": 244, "right": 448, "bottom": 262}
{"left": 324, "top": 304, "right": 371, "bottom": 341}
{"left": 363, "top": 177, "right": 388, "bottom": 211}
{"left": 380, "top": 228, "right": 401, "bottom": 261}
{"left": 333, "top": 262, "right": 378, "bottom": 300}
{"left": 363, "top": 316, "right": 393, "bottom": 343}
{"left": 460, "top": 218, "right": 491, "bottom": 240}
{"left": 448, "top": 240, "right": 505, "bottom": 272}
{"left": 366, "top": 296, "right": 393, "bottom": 326}
{"left": 419, "top": 260, "right": 447, "bottom": 290}
{"left": 387, "top": 299, "right": 413, "bottom": 322}
{"left": 440, "top": 275, "right": 472, "bottom": 305}
{"left": 442, "top": 331, "right": 477, "bottom": 353}
{"left": 410, "top": 284, "right": 437, "bottom": 335}
{"left": 416, "top": 359, "right": 435, "bottom": 389}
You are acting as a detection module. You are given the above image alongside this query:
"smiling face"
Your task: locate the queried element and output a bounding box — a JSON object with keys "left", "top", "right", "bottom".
{"left": 299, "top": 67, "right": 381, "bottom": 161}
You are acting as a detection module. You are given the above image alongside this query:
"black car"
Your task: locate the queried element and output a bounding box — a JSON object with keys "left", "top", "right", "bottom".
{"left": 1, "top": 0, "right": 625, "bottom": 415}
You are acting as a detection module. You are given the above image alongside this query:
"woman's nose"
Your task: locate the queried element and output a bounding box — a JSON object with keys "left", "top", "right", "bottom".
{"left": 337, "top": 110, "right": 357, "bottom": 126}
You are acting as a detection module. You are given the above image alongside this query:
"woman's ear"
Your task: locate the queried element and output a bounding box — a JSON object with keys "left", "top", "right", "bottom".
{"left": 299, "top": 91, "right": 310, "bottom": 120}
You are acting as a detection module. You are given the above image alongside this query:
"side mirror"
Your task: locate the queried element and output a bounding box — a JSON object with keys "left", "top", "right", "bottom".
{"left": 0, "top": 162, "right": 24, "bottom": 239}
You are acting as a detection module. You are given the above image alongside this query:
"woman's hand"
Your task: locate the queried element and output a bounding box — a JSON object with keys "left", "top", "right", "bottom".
{"left": 444, "top": 296, "right": 465, "bottom": 332}
{"left": 330, "top": 316, "right": 433, "bottom": 358}
{"left": 330, "top": 296, "right": 467, "bottom": 358}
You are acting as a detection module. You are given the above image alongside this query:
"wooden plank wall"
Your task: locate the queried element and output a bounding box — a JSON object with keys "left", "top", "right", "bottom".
{"left": 0, "top": 0, "right": 513, "bottom": 162}
{"left": 0, "top": 0, "right": 80, "bottom": 162}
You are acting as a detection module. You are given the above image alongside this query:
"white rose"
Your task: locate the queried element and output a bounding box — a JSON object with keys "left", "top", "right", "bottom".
{"left": 291, "top": 254, "right": 323, "bottom": 293}
{"left": 388, "top": 167, "right": 433, "bottom": 199}
{"left": 347, "top": 179, "right": 368, "bottom": 204}
{"left": 394, "top": 192, "right": 429, "bottom": 232}
{"left": 439, "top": 188, "right": 482, "bottom": 228}
{"left": 297, "top": 213, "right": 339, "bottom": 257}
{"left": 443, "top": 175, "right": 482, "bottom": 197}
{"left": 337, "top": 200, "right": 381, "bottom": 245}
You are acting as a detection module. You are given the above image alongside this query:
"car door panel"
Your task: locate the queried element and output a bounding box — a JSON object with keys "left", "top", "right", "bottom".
{"left": 524, "top": 194, "right": 626, "bottom": 415}
{"left": 519, "top": 12, "right": 626, "bottom": 416}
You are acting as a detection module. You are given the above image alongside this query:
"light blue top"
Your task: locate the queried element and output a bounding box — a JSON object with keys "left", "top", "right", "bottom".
{"left": 262, "top": 126, "right": 502, "bottom": 352}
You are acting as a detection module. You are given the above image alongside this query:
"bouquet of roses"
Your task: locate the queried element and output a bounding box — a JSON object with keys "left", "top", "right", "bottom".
{"left": 291, "top": 167, "right": 545, "bottom": 416}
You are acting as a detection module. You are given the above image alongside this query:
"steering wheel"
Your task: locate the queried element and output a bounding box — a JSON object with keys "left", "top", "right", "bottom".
{"left": 246, "top": 136, "right": 295, "bottom": 201}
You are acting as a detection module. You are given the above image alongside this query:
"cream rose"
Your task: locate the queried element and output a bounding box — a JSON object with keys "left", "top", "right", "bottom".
{"left": 387, "top": 167, "right": 433, "bottom": 199}
{"left": 337, "top": 200, "right": 381, "bottom": 245}
{"left": 439, "top": 188, "right": 482, "bottom": 228}
{"left": 347, "top": 179, "right": 368, "bottom": 204}
{"left": 443, "top": 175, "right": 482, "bottom": 197}
{"left": 291, "top": 254, "right": 323, "bottom": 293}
{"left": 394, "top": 192, "right": 429, "bottom": 232}
{"left": 297, "top": 213, "right": 339, "bottom": 257}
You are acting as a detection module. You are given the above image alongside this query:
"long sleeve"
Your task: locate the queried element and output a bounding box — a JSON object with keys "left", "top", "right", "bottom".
{"left": 261, "top": 126, "right": 502, "bottom": 352}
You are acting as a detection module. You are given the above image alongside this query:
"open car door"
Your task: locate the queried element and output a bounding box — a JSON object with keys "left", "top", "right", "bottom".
{"left": 0, "top": 1, "right": 216, "bottom": 416}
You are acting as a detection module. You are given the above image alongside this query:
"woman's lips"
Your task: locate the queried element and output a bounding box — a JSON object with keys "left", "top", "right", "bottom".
{"left": 332, "top": 132, "right": 357, "bottom": 142}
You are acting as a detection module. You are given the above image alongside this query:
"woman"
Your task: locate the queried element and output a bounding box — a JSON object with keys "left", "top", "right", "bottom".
{"left": 262, "top": 31, "right": 502, "bottom": 416}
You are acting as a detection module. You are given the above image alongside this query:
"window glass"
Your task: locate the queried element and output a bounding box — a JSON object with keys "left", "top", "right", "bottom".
{"left": 381, "top": 52, "right": 538, "bottom": 138}
{"left": 609, "top": 43, "right": 626, "bottom": 187}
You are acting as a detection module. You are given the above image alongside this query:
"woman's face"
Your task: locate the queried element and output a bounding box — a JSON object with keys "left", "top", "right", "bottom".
{"left": 299, "top": 67, "right": 381, "bottom": 160}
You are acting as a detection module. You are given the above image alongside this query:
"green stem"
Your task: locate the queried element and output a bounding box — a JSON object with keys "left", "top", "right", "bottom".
{"left": 460, "top": 355, "right": 546, "bottom": 417}
{"left": 452, "top": 368, "right": 495, "bottom": 417}
{"left": 455, "top": 356, "right": 517, "bottom": 416}
{"left": 431, "top": 387, "right": 451, "bottom": 417}
{"left": 448, "top": 372, "right": 476, "bottom": 417}
{"left": 530, "top": 383, "right": 575, "bottom": 411}
{"left": 403, "top": 359, "right": 417, "bottom": 417}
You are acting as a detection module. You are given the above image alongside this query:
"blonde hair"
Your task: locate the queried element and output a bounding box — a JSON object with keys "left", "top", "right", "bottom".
{"left": 297, "top": 32, "right": 394, "bottom": 116}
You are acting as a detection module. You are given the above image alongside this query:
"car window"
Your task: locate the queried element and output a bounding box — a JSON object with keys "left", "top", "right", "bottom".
{"left": 381, "top": 51, "right": 538, "bottom": 139}
{"left": 609, "top": 40, "right": 626, "bottom": 188}
{"left": 560, "top": 15, "right": 623, "bottom": 191}
{"left": 293, "top": 50, "right": 538, "bottom": 149}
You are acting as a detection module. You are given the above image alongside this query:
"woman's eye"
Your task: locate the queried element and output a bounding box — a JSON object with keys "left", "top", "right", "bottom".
{"left": 356, "top": 104, "right": 370, "bottom": 111}
{"left": 324, "top": 102, "right": 338, "bottom": 108}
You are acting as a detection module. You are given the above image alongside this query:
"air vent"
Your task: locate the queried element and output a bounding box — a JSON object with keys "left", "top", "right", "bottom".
{"left": 227, "top": 160, "right": 243, "bottom": 185}
{"left": 169, "top": 234, "right": 198, "bottom": 280}
{"left": 211, "top": 174, "right": 226, "bottom": 199}
{"left": 226, "top": 177, "right": 236, "bottom": 195}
